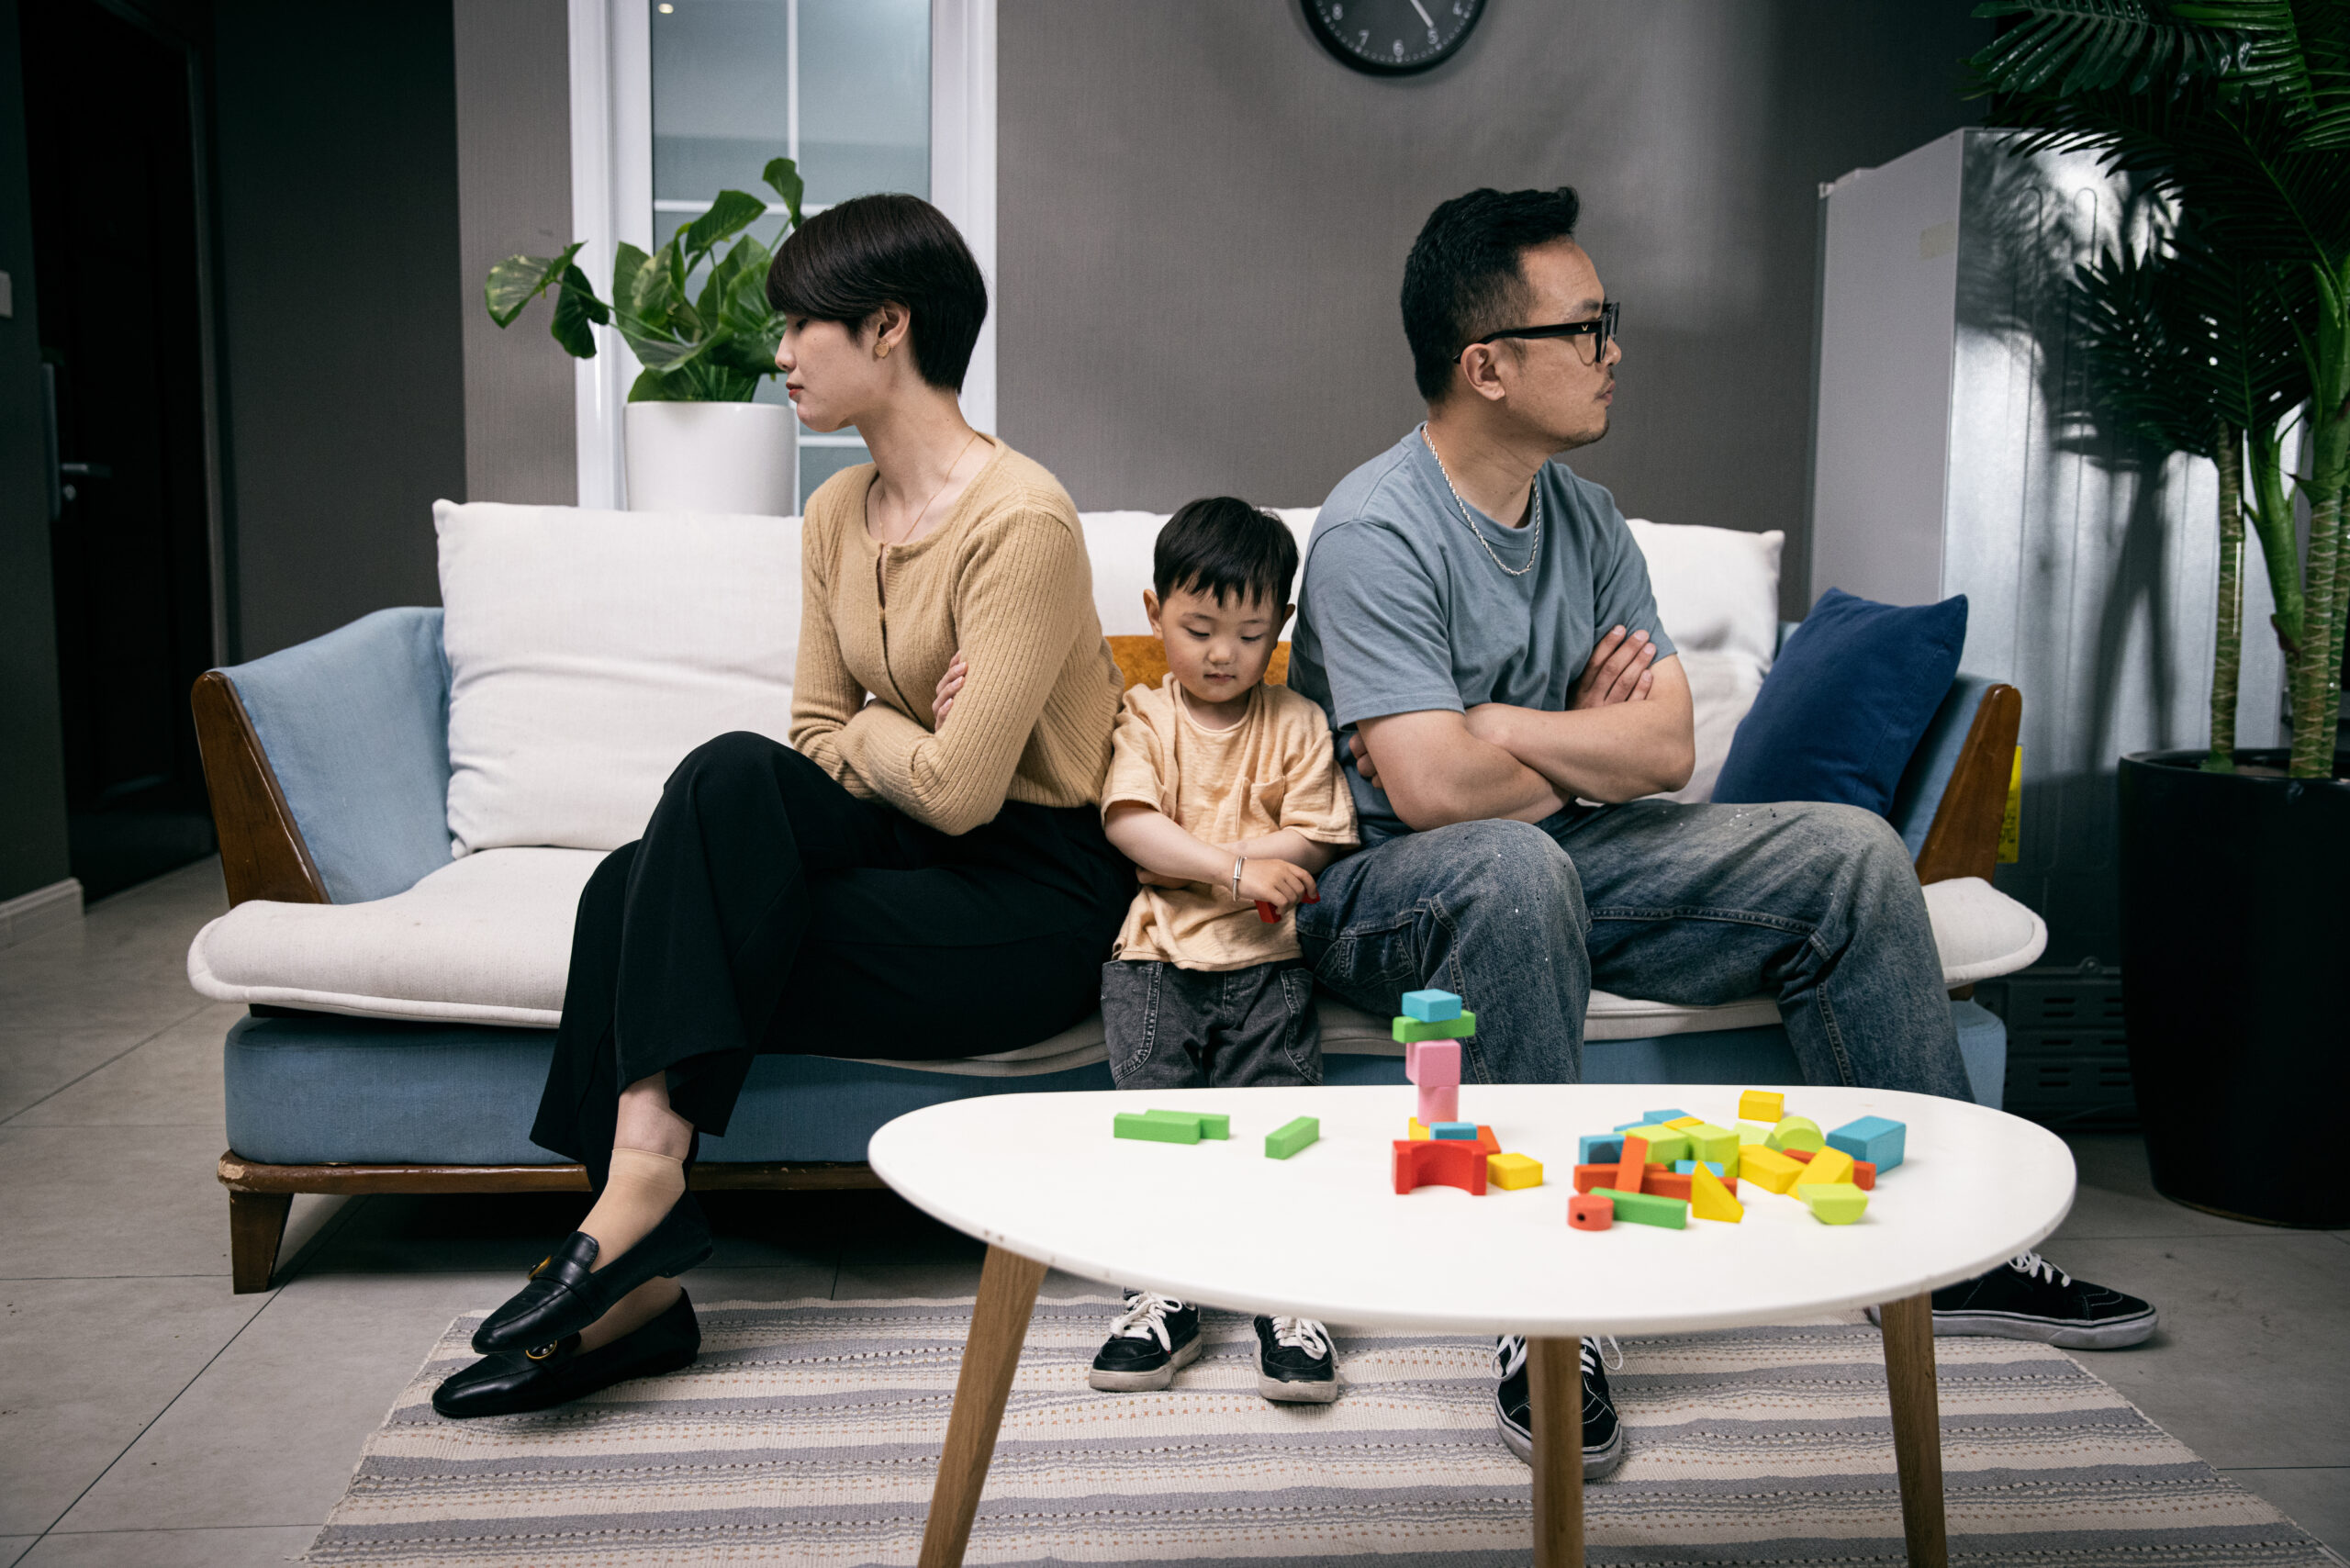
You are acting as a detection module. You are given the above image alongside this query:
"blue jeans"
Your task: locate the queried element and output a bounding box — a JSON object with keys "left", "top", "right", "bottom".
{"left": 1296, "top": 801, "right": 1971, "bottom": 1098}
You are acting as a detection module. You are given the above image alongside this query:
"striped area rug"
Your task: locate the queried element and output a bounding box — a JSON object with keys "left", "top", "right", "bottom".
{"left": 309, "top": 1294, "right": 2333, "bottom": 1566}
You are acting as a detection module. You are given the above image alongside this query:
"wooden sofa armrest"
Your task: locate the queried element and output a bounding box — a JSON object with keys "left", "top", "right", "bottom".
{"left": 192, "top": 671, "right": 327, "bottom": 908}
{"left": 1913, "top": 682, "right": 2020, "bottom": 886}
{"left": 1108, "top": 634, "right": 1290, "bottom": 691}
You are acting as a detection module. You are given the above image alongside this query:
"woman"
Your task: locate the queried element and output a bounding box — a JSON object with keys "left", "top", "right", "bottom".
{"left": 433, "top": 195, "right": 1131, "bottom": 1417}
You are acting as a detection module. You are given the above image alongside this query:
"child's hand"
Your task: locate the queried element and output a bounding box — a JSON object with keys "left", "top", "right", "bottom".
{"left": 932, "top": 653, "right": 968, "bottom": 728}
{"left": 1237, "top": 857, "right": 1316, "bottom": 914}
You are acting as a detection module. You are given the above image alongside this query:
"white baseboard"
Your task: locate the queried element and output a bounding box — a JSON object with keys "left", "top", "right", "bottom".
{"left": 0, "top": 878, "right": 84, "bottom": 949}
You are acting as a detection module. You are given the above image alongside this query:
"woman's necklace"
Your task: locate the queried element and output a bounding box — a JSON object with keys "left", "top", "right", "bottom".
{"left": 875, "top": 429, "right": 983, "bottom": 546}
{"left": 1422, "top": 425, "right": 1540, "bottom": 577}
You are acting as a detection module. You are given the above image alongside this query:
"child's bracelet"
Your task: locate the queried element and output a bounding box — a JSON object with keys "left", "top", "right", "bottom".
{"left": 1231, "top": 856, "right": 1245, "bottom": 902}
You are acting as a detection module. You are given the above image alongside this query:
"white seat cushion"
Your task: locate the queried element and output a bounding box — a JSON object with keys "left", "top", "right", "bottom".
{"left": 190, "top": 850, "right": 2044, "bottom": 1067}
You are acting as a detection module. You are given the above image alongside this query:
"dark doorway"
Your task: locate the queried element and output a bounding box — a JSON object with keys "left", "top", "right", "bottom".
{"left": 21, "top": 0, "right": 220, "bottom": 902}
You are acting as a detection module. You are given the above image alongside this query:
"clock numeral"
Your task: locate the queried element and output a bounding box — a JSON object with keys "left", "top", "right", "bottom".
{"left": 1392, "top": 37, "right": 1404, "bottom": 56}
{"left": 1427, "top": 26, "right": 1439, "bottom": 42}
{"left": 1329, "top": 1, "right": 1341, "bottom": 15}
{"left": 1358, "top": 28, "right": 1369, "bottom": 45}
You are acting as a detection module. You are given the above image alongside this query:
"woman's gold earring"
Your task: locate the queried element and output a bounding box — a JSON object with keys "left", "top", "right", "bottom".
{"left": 878, "top": 343, "right": 889, "bottom": 360}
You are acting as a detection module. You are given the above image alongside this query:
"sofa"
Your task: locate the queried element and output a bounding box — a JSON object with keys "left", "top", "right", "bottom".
{"left": 188, "top": 502, "right": 2040, "bottom": 1292}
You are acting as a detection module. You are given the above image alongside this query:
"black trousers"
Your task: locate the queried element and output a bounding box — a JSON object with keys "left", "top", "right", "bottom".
{"left": 531, "top": 732, "right": 1133, "bottom": 1185}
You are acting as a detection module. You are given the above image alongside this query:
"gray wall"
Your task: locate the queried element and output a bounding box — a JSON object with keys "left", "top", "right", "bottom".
{"left": 213, "top": 0, "right": 468, "bottom": 658}
{"left": 997, "top": 1, "right": 1992, "bottom": 617}
{"left": 453, "top": 0, "right": 576, "bottom": 505}
{"left": 0, "top": 0, "right": 73, "bottom": 902}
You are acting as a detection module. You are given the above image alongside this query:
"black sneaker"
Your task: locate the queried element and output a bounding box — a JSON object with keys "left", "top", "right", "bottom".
{"left": 1493, "top": 1334, "right": 1625, "bottom": 1479}
{"left": 1868, "top": 1250, "right": 2157, "bottom": 1349}
{"left": 1088, "top": 1291, "right": 1203, "bottom": 1391}
{"left": 1253, "top": 1316, "right": 1338, "bottom": 1404}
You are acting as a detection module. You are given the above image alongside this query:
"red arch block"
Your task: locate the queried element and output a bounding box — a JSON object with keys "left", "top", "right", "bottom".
{"left": 1393, "top": 1138, "right": 1488, "bottom": 1196}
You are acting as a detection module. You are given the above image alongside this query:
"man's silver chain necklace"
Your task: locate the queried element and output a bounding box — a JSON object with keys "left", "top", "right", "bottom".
{"left": 1422, "top": 427, "right": 1540, "bottom": 577}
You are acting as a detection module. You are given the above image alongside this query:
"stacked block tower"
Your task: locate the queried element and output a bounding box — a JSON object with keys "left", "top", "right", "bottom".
{"left": 1390, "top": 991, "right": 1544, "bottom": 1195}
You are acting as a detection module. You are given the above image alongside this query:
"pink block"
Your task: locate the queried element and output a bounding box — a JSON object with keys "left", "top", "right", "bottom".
{"left": 1417, "top": 1082, "right": 1458, "bottom": 1126}
{"left": 1404, "top": 1039, "right": 1421, "bottom": 1080}
{"left": 1414, "top": 1040, "right": 1460, "bottom": 1089}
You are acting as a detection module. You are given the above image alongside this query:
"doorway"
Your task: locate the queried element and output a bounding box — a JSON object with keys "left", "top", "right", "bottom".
{"left": 20, "top": 0, "right": 221, "bottom": 902}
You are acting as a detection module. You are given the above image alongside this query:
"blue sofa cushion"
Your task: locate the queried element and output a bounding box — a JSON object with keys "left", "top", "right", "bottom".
{"left": 1715, "top": 588, "right": 1967, "bottom": 817}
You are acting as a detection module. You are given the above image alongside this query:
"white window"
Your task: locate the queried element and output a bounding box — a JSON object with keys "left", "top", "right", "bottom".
{"left": 569, "top": 0, "right": 994, "bottom": 511}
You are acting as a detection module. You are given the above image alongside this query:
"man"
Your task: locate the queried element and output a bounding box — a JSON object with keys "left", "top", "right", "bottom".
{"left": 1289, "top": 185, "right": 2155, "bottom": 1478}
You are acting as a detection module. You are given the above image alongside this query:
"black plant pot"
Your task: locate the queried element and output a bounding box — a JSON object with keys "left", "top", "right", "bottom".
{"left": 2118, "top": 749, "right": 2350, "bottom": 1226}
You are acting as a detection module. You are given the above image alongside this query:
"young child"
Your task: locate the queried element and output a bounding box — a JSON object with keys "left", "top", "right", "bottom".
{"left": 1089, "top": 497, "right": 1360, "bottom": 1404}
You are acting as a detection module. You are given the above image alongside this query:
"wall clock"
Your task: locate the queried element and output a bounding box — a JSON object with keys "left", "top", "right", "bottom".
{"left": 1304, "top": 0, "right": 1486, "bottom": 75}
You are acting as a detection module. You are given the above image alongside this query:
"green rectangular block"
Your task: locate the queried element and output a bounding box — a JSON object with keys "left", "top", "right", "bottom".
{"left": 1143, "top": 1108, "right": 1228, "bottom": 1139}
{"left": 1392, "top": 1010, "right": 1478, "bottom": 1042}
{"left": 1592, "top": 1187, "right": 1688, "bottom": 1229}
{"left": 1116, "top": 1111, "right": 1200, "bottom": 1144}
{"left": 1623, "top": 1125, "right": 1691, "bottom": 1165}
{"left": 1684, "top": 1123, "right": 1739, "bottom": 1166}
{"left": 1264, "top": 1115, "right": 1320, "bottom": 1159}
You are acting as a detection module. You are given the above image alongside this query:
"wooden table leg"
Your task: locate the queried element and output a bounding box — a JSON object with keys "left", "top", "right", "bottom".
{"left": 1879, "top": 1292, "right": 1948, "bottom": 1568}
{"left": 1528, "top": 1335, "right": 1585, "bottom": 1568}
{"left": 917, "top": 1244, "right": 1048, "bottom": 1568}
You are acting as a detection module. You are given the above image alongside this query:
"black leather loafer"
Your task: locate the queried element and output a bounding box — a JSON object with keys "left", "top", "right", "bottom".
{"left": 472, "top": 1193, "right": 713, "bottom": 1354}
{"left": 435, "top": 1289, "right": 700, "bottom": 1418}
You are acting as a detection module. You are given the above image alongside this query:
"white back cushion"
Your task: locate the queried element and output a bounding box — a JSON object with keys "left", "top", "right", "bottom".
{"left": 1625, "top": 520, "right": 1783, "bottom": 802}
{"left": 437, "top": 499, "right": 800, "bottom": 854}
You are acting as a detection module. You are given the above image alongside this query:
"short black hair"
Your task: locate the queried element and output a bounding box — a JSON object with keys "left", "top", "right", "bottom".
{"left": 1154, "top": 498, "right": 1298, "bottom": 611}
{"left": 1400, "top": 185, "right": 1582, "bottom": 402}
{"left": 765, "top": 193, "right": 987, "bottom": 391}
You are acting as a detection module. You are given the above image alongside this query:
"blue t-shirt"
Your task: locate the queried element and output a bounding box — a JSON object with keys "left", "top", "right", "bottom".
{"left": 1289, "top": 426, "right": 1674, "bottom": 846}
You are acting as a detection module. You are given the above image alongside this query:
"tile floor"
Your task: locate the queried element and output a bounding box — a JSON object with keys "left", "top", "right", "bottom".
{"left": 1, "top": 858, "right": 2344, "bottom": 1565}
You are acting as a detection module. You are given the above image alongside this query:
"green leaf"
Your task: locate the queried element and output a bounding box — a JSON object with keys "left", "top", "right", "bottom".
{"left": 684, "top": 189, "right": 769, "bottom": 261}
{"left": 615, "top": 311, "right": 706, "bottom": 372}
{"left": 627, "top": 365, "right": 685, "bottom": 402}
{"left": 484, "top": 241, "right": 587, "bottom": 329}
{"left": 630, "top": 241, "right": 678, "bottom": 328}
{"left": 612, "top": 242, "right": 650, "bottom": 319}
{"left": 549, "top": 263, "right": 610, "bottom": 358}
{"left": 762, "top": 157, "right": 805, "bottom": 228}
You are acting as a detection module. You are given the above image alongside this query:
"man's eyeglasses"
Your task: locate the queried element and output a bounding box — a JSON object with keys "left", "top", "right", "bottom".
{"left": 1460, "top": 300, "right": 1619, "bottom": 366}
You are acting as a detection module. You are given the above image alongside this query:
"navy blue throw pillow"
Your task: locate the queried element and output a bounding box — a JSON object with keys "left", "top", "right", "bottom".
{"left": 1712, "top": 587, "right": 1966, "bottom": 816}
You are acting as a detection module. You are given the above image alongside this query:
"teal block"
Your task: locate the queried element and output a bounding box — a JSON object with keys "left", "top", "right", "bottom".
{"left": 1401, "top": 989, "right": 1462, "bottom": 1022}
{"left": 1673, "top": 1159, "right": 1728, "bottom": 1177}
{"left": 1579, "top": 1133, "right": 1625, "bottom": 1165}
{"left": 1432, "top": 1121, "right": 1476, "bottom": 1138}
{"left": 1827, "top": 1114, "right": 1905, "bottom": 1170}
{"left": 1264, "top": 1115, "right": 1319, "bottom": 1159}
{"left": 1643, "top": 1107, "right": 1690, "bottom": 1123}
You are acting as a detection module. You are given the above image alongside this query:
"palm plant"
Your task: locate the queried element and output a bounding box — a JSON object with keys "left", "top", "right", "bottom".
{"left": 1966, "top": 0, "right": 2349, "bottom": 778}
{"left": 482, "top": 157, "right": 805, "bottom": 404}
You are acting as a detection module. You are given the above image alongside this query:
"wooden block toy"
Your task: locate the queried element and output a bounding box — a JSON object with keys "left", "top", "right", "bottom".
{"left": 1643, "top": 1170, "right": 1692, "bottom": 1199}
{"left": 1139, "top": 1108, "right": 1226, "bottom": 1139}
{"left": 1827, "top": 1114, "right": 1906, "bottom": 1171}
{"left": 1488, "top": 1151, "right": 1543, "bottom": 1190}
{"left": 1783, "top": 1147, "right": 1813, "bottom": 1162}
{"left": 1407, "top": 1039, "right": 1460, "bottom": 1087}
{"left": 1416, "top": 1084, "right": 1459, "bottom": 1126}
{"left": 1568, "top": 1193, "right": 1614, "bottom": 1230}
{"left": 1401, "top": 989, "right": 1462, "bottom": 1022}
{"left": 1572, "top": 1162, "right": 1619, "bottom": 1193}
{"left": 1689, "top": 1162, "right": 1745, "bottom": 1222}
{"left": 1624, "top": 1126, "right": 1691, "bottom": 1165}
{"left": 1432, "top": 1121, "right": 1477, "bottom": 1139}
{"left": 1672, "top": 1159, "right": 1727, "bottom": 1177}
{"left": 1393, "top": 1137, "right": 1487, "bottom": 1196}
{"left": 1614, "top": 1135, "right": 1650, "bottom": 1194}
{"left": 1393, "top": 1011, "right": 1477, "bottom": 1043}
{"left": 1474, "top": 1125, "right": 1502, "bottom": 1155}
{"left": 1663, "top": 1115, "right": 1705, "bottom": 1129}
{"left": 1613, "top": 1119, "right": 1649, "bottom": 1133}
{"left": 1765, "top": 1114, "right": 1825, "bottom": 1154}
{"left": 1684, "top": 1123, "right": 1739, "bottom": 1167}
{"left": 1804, "top": 1146, "right": 1857, "bottom": 1187}
{"left": 1116, "top": 1111, "right": 1200, "bottom": 1144}
{"left": 1264, "top": 1116, "right": 1319, "bottom": 1159}
{"left": 1796, "top": 1181, "right": 1869, "bottom": 1224}
{"left": 1579, "top": 1133, "right": 1626, "bottom": 1166}
{"left": 1740, "top": 1144, "right": 1806, "bottom": 1193}
{"left": 1643, "top": 1107, "right": 1690, "bottom": 1124}
{"left": 1592, "top": 1187, "right": 1688, "bottom": 1228}
{"left": 1738, "top": 1089, "right": 1785, "bottom": 1123}
{"left": 1407, "top": 1117, "right": 1429, "bottom": 1140}
{"left": 1736, "top": 1120, "right": 1775, "bottom": 1147}
{"left": 1852, "top": 1161, "right": 1876, "bottom": 1191}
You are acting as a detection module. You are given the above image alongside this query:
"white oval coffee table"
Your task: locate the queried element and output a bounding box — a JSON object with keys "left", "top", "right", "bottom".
{"left": 869, "top": 1082, "right": 2075, "bottom": 1568}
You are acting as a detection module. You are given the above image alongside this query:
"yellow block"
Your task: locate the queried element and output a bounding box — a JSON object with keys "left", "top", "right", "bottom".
{"left": 1689, "top": 1162, "right": 1744, "bottom": 1222}
{"left": 1487, "top": 1151, "right": 1544, "bottom": 1190}
{"left": 1805, "top": 1146, "right": 1856, "bottom": 1187}
{"left": 1740, "top": 1144, "right": 1806, "bottom": 1193}
{"left": 1766, "top": 1114, "right": 1825, "bottom": 1154}
{"left": 1796, "top": 1182, "right": 1870, "bottom": 1224}
{"left": 1663, "top": 1115, "right": 1705, "bottom": 1129}
{"left": 1738, "top": 1090, "right": 1785, "bottom": 1123}
{"left": 1407, "top": 1117, "right": 1430, "bottom": 1141}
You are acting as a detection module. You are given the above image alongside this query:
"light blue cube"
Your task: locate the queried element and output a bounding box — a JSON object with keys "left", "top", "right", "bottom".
{"left": 1432, "top": 1121, "right": 1477, "bottom": 1139}
{"left": 1613, "top": 1119, "right": 1649, "bottom": 1133}
{"left": 1643, "top": 1107, "right": 1690, "bottom": 1124}
{"left": 1672, "top": 1159, "right": 1727, "bottom": 1177}
{"left": 1401, "top": 989, "right": 1463, "bottom": 1022}
{"left": 1827, "top": 1114, "right": 1906, "bottom": 1171}
{"left": 1579, "top": 1132, "right": 1625, "bottom": 1166}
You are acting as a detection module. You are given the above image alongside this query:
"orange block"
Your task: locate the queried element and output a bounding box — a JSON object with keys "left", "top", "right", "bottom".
{"left": 1615, "top": 1135, "right": 1649, "bottom": 1194}
{"left": 1573, "top": 1163, "right": 1619, "bottom": 1193}
{"left": 1568, "top": 1193, "right": 1614, "bottom": 1231}
{"left": 1644, "top": 1170, "right": 1692, "bottom": 1200}
{"left": 1475, "top": 1125, "right": 1502, "bottom": 1156}
{"left": 1853, "top": 1161, "right": 1876, "bottom": 1191}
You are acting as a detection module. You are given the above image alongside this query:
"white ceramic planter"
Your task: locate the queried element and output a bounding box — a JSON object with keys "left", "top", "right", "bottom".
{"left": 623, "top": 400, "right": 797, "bottom": 517}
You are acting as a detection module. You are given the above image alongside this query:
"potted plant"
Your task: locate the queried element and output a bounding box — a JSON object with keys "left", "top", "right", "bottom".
{"left": 485, "top": 157, "right": 806, "bottom": 515}
{"left": 1966, "top": 1, "right": 2347, "bottom": 1224}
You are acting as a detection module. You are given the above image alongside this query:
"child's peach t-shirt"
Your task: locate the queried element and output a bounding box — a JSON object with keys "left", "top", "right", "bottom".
{"left": 1101, "top": 678, "right": 1360, "bottom": 970}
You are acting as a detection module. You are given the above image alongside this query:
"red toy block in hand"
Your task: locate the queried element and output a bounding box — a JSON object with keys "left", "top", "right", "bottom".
{"left": 1256, "top": 890, "right": 1321, "bottom": 924}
